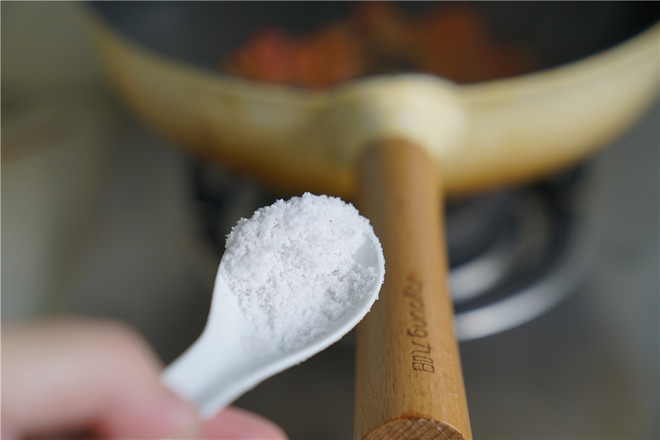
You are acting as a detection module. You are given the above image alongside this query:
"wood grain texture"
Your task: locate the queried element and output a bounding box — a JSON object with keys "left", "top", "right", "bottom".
{"left": 354, "top": 140, "right": 471, "bottom": 440}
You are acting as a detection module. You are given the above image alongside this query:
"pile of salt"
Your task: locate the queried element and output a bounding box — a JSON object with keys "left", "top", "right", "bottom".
{"left": 220, "top": 192, "right": 383, "bottom": 353}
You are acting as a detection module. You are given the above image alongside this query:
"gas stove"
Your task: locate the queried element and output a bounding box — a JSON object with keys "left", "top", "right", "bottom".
{"left": 188, "top": 159, "right": 597, "bottom": 342}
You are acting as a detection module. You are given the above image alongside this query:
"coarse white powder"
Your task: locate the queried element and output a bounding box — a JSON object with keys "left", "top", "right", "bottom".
{"left": 220, "top": 192, "right": 383, "bottom": 353}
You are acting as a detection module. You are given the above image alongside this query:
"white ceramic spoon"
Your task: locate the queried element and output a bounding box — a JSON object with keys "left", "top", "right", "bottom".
{"left": 162, "top": 229, "right": 384, "bottom": 420}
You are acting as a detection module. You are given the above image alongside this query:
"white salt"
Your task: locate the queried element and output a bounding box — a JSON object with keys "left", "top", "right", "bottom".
{"left": 220, "top": 192, "right": 383, "bottom": 353}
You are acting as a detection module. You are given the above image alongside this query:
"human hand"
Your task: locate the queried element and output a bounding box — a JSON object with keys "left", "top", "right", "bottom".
{"left": 1, "top": 319, "right": 287, "bottom": 439}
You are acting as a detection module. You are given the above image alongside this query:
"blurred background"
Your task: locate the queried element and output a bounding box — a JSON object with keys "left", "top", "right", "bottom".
{"left": 2, "top": 2, "right": 658, "bottom": 439}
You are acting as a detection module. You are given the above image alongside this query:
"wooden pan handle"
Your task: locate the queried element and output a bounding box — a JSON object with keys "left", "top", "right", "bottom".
{"left": 354, "top": 139, "right": 471, "bottom": 440}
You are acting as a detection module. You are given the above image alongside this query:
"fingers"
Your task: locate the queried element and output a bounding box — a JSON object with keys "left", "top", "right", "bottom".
{"left": 2, "top": 319, "right": 289, "bottom": 439}
{"left": 2, "top": 319, "right": 199, "bottom": 439}
{"left": 201, "top": 407, "right": 288, "bottom": 440}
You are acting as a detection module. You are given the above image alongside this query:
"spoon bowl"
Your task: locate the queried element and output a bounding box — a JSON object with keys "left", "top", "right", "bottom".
{"left": 162, "top": 228, "right": 384, "bottom": 419}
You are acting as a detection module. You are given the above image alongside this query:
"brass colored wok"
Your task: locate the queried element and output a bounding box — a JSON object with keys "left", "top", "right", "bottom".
{"left": 85, "top": 5, "right": 658, "bottom": 439}
{"left": 87, "top": 15, "right": 658, "bottom": 198}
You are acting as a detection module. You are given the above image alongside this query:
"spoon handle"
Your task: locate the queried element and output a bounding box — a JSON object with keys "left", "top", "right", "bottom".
{"left": 162, "top": 274, "right": 252, "bottom": 420}
{"left": 355, "top": 139, "right": 472, "bottom": 440}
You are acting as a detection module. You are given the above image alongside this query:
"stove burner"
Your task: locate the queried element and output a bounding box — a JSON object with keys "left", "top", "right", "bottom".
{"left": 448, "top": 167, "right": 596, "bottom": 340}
{"left": 187, "top": 163, "right": 596, "bottom": 341}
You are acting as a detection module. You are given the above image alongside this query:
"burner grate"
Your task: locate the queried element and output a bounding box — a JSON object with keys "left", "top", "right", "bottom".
{"left": 188, "top": 163, "right": 595, "bottom": 340}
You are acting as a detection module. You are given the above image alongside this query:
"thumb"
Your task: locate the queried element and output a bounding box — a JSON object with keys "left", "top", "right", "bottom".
{"left": 2, "top": 319, "right": 200, "bottom": 439}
